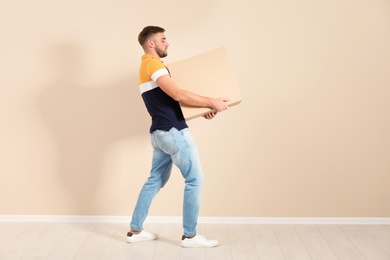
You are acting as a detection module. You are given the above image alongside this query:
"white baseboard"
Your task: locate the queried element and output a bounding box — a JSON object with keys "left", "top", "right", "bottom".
{"left": 0, "top": 215, "right": 390, "bottom": 224}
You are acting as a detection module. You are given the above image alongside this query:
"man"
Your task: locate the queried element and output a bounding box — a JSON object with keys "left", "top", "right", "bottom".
{"left": 127, "top": 26, "right": 229, "bottom": 248}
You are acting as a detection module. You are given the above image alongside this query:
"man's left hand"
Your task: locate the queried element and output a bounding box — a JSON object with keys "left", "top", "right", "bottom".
{"left": 203, "top": 112, "right": 217, "bottom": 120}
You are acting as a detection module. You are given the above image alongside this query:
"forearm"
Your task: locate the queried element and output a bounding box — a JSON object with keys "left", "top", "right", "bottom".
{"left": 156, "top": 74, "right": 229, "bottom": 112}
{"left": 175, "top": 89, "right": 212, "bottom": 108}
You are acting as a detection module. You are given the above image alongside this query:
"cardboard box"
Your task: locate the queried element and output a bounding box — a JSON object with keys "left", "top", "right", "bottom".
{"left": 167, "top": 47, "right": 242, "bottom": 120}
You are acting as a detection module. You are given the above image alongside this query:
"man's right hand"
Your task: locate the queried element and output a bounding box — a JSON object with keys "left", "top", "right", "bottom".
{"left": 210, "top": 98, "right": 230, "bottom": 112}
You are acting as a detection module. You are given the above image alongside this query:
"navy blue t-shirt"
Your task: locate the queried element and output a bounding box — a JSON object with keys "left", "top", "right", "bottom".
{"left": 138, "top": 54, "right": 188, "bottom": 133}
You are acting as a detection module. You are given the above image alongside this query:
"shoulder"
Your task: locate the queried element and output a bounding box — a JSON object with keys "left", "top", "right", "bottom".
{"left": 142, "top": 55, "right": 164, "bottom": 71}
{"left": 140, "top": 55, "right": 169, "bottom": 82}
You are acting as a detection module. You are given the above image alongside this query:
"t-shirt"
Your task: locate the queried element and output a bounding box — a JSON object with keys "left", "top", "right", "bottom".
{"left": 138, "top": 54, "right": 188, "bottom": 133}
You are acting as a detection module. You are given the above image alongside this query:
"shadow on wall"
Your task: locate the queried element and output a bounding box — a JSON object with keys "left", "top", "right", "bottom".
{"left": 37, "top": 43, "right": 148, "bottom": 213}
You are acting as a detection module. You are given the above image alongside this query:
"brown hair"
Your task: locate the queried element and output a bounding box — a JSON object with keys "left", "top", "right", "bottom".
{"left": 138, "top": 26, "right": 165, "bottom": 47}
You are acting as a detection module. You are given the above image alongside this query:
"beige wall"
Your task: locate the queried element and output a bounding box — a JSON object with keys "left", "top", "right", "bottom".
{"left": 1, "top": 0, "right": 389, "bottom": 217}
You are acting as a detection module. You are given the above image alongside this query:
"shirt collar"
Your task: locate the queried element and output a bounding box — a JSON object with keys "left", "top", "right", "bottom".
{"left": 142, "top": 54, "right": 162, "bottom": 62}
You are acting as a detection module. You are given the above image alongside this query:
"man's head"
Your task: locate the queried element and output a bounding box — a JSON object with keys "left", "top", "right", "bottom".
{"left": 138, "top": 26, "right": 169, "bottom": 58}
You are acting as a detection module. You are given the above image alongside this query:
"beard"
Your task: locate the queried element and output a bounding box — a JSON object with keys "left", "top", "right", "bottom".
{"left": 155, "top": 45, "right": 168, "bottom": 58}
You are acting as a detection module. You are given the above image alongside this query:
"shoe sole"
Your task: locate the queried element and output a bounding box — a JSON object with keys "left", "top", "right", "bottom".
{"left": 181, "top": 242, "right": 219, "bottom": 248}
{"left": 127, "top": 236, "right": 158, "bottom": 243}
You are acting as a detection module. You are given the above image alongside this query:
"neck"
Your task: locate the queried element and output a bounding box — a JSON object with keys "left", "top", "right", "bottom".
{"left": 144, "top": 49, "right": 160, "bottom": 59}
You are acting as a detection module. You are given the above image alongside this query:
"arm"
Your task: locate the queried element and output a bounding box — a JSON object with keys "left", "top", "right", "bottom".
{"left": 156, "top": 74, "right": 229, "bottom": 112}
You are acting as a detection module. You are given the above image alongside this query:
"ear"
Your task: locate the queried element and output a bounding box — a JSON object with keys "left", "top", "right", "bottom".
{"left": 147, "top": 39, "right": 155, "bottom": 48}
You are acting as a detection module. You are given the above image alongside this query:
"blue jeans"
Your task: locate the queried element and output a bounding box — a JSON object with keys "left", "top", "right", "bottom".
{"left": 130, "top": 127, "right": 205, "bottom": 237}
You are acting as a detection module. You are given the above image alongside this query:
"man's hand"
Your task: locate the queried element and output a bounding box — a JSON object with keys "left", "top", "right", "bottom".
{"left": 209, "top": 98, "right": 230, "bottom": 112}
{"left": 203, "top": 98, "right": 229, "bottom": 119}
{"left": 203, "top": 111, "right": 217, "bottom": 120}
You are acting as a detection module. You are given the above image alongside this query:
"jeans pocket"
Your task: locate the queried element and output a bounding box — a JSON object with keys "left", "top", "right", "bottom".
{"left": 153, "top": 128, "right": 178, "bottom": 155}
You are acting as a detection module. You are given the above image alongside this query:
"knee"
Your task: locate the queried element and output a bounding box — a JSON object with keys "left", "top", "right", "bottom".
{"left": 142, "top": 179, "right": 163, "bottom": 194}
{"left": 186, "top": 175, "right": 204, "bottom": 188}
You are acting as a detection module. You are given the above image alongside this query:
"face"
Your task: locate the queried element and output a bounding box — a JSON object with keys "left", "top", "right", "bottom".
{"left": 152, "top": 32, "right": 169, "bottom": 58}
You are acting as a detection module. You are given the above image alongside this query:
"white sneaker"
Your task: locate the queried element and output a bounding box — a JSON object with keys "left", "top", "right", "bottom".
{"left": 181, "top": 234, "right": 219, "bottom": 248}
{"left": 126, "top": 230, "right": 158, "bottom": 243}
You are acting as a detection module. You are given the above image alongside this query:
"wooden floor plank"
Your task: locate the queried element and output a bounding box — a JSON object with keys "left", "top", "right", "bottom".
{"left": 295, "top": 225, "right": 337, "bottom": 260}
{"left": 385, "top": 225, "right": 390, "bottom": 232}
{"left": 272, "top": 225, "right": 311, "bottom": 260}
{"left": 100, "top": 222, "right": 132, "bottom": 260}
{"left": 362, "top": 225, "right": 390, "bottom": 255}
{"left": 20, "top": 222, "right": 75, "bottom": 260}
{"left": 340, "top": 225, "right": 390, "bottom": 260}
{"left": 73, "top": 222, "right": 119, "bottom": 259}
{"left": 0, "top": 223, "right": 50, "bottom": 259}
{"left": 228, "top": 224, "right": 259, "bottom": 259}
{"left": 317, "top": 225, "right": 365, "bottom": 260}
{"left": 250, "top": 224, "right": 284, "bottom": 260}
{"left": 0, "top": 222, "right": 31, "bottom": 252}
{"left": 47, "top": 222, "right": 98, "bottom": 259}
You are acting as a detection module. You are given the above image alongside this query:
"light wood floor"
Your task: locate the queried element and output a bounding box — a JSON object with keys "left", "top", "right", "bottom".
{"left": 0, "top": 222, "right": 389, "bottom": 259}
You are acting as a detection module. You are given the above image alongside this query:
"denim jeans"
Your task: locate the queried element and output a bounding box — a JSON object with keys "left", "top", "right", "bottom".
{"left": 130, "top": 127, "right": 204, "bottom": 237}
